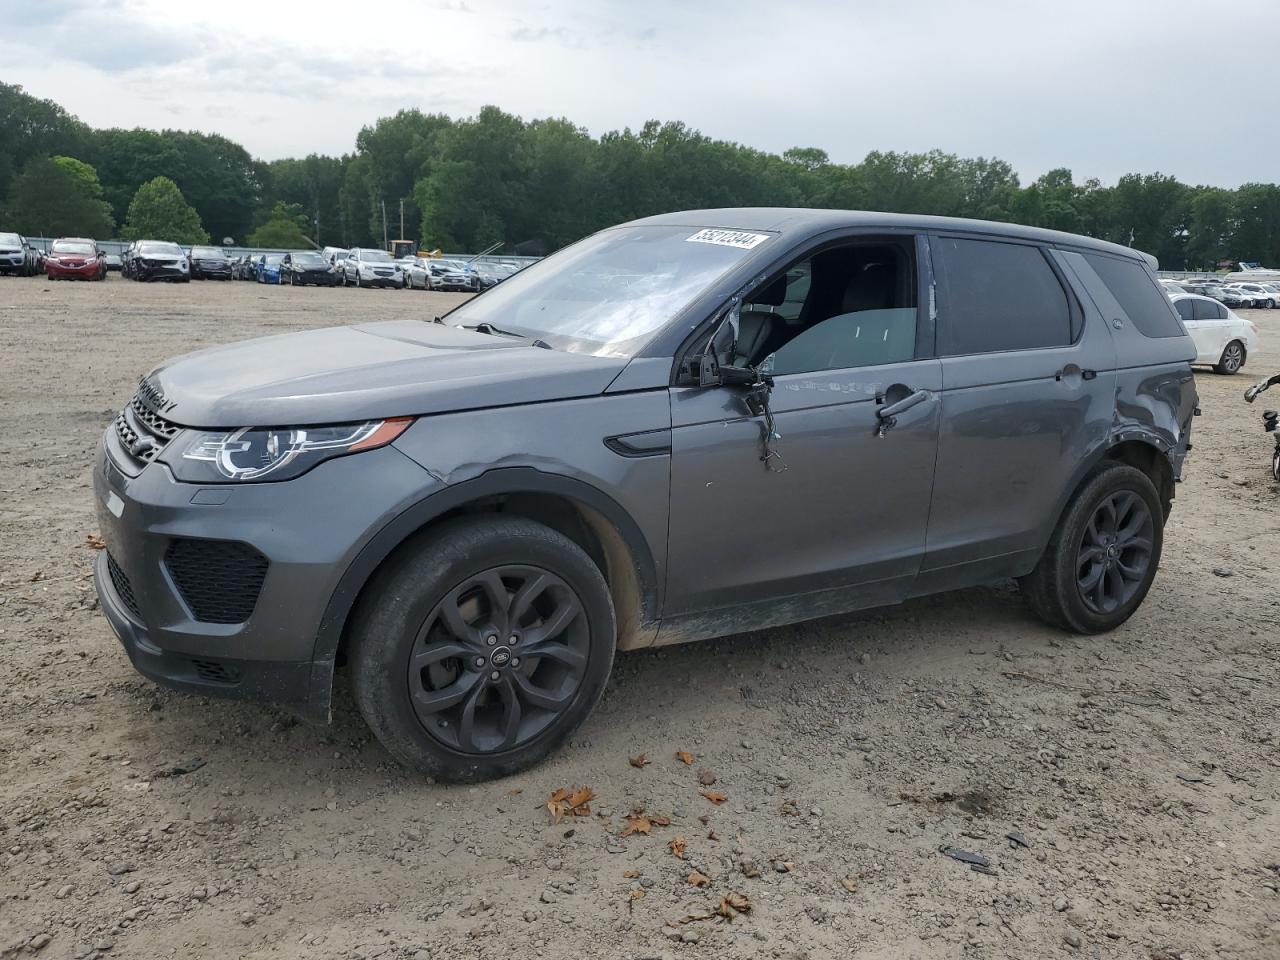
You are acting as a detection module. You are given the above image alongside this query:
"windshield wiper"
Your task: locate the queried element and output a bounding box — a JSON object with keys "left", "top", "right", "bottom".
{"left": 458, "top": 321, "right": 526, "bottom": 339}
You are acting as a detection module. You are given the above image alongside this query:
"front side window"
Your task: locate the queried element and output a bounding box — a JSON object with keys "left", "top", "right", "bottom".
{"left": 444, "top": 225, "right": 775, "bottom": 357}
{"left": 729, "top": 239, "right": 917, "bottom": 375}
{"left": 934, "top": 237, "right": 1072, "bottom": 356}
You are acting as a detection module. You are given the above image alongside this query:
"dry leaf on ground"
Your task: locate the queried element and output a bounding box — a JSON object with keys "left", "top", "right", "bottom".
{"left": 629, "top": 888, "right": 645, "bottom": 900}
{"left": 717, "top": 891, "right": 751, "bottom": 919}
{"left": 699, "top": 790, "right": 727, "bottom": 804}
{"left": 675, "top": 750, "right": 695, "bottom": 765}
{"left": 85, "top": 533, "right": 106, "bottom": 550}
{"left": 841, "top": 877, "right": 859, "bottom": 893}
{"left": 623, "top": 869, "right": 640, "bottom": 879}
{"left": 629, "top": 754, "right": 650, "bottom": 768}
{"left": 546, "top": 785, "right": 594, "bottom": 824}
{"left": 667, "top": 835, "right": 687, "bottom": 859}
{"left": 621, "top": 815, "right": 652, "bottom": 836}
{"left": 687, "top": 870, "right": 710, "bottom": 887}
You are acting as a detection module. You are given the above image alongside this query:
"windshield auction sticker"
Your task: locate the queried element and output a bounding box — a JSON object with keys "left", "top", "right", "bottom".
{"left": 685, "top": 229, "right": 771, "bottom": 249}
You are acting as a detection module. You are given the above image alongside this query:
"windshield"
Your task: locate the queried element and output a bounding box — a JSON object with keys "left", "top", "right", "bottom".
{"left": 52, "top": 240, "right": 95, "bottom": 255}
{"left": 359, "top": 249, "right": 394, "bottom": 263}
{"left": 191, "top": 246, "right": 227, "bottom": 259}
{"left": 0, "top": 233, "right": 20, "bottom": 248}
{"left": 445, "top": 225, "right": 774, "bottom": 356}
{"left": 264, "top": 255, "right": 283, "bottom": 265}
{"left": 139, "top": 242, "right": 182, "bottom": 256}
{"left": 293, "top": 253, "right": 325, "bottom": 265}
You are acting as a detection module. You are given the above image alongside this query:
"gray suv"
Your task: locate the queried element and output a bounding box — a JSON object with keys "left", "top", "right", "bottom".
{"left": 94, "top": 209, "right": 1198, "bottom": 781}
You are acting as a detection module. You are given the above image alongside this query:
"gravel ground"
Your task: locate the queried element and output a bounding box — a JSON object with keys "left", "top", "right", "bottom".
{"left": 1, "top": 274, "right": 1277, "bottom": 960}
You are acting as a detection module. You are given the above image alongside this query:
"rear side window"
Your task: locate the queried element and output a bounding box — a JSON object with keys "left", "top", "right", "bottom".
{"left": 1081, "top": 253, "right": 1185, "bottom": 338}
{"left": 1193, "top": 298, "right": 1224, "bottom": 321}
{"left": 934, "top": 237, "right": 1072, "bottom": 355}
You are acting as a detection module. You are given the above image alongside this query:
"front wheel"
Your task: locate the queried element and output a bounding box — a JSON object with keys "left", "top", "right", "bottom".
{"left": 1020, "top": 463, "right": 1163, "bottom": 634}
{"left": 1215, "top": 340, "right": 1246, "bottom": 375}
{"left": 349, "top": 515, "right": 616, "bottom": 782}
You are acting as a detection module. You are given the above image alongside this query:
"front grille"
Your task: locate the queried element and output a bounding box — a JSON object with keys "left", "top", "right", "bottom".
{"left": 165, "top": 538, "right": 268, "bottom": 624}
{"left": 190, "top": 658, "right": 242, "bottom": 685}
{"left": 106, "top": 552, "right": 142, "bottom": 620}
{"left": 112, "top": 393, "right": 179, "bottom": 472}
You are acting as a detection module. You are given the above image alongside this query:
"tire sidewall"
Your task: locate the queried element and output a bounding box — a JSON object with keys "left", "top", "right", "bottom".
{"left": 1051, "top": 464, "right": 1164, "bottom": 633}
{"left": 351, "top": 517, "right": 616, "bottom": 782}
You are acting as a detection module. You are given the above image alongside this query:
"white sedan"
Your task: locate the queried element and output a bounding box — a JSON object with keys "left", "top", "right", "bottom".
{"left": 1170, "top": 293, "right": 1259, "bottom": 375}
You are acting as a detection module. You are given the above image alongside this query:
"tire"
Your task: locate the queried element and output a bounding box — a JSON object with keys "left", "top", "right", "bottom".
{"left": 1020, "top": 463, "right": 1164, "bottom": 634}
{"left": 349, "top": 515, "right": 616, "bottom": 782}
{"left": 1272, "top": 447, "right": 1280, "bottom": 484}
{"left": 1215, "top": 340, "right": 1245, "bottom": 375}
{"left": 355, "top": 271, "right": 362, "bottom": 288}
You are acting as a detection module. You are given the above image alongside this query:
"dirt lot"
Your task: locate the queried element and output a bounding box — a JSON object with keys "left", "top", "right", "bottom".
{"left": 0, "top": 274, "right": 1277, "bottom": 960}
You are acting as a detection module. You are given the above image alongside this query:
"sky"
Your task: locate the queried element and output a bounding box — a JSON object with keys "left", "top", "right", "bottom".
{"left": 3, "top": 0, "right": 1278, "bottom": 188}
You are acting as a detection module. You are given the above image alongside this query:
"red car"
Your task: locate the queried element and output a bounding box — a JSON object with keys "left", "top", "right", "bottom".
{"left": 45, "top": 238, "right": 106, "bottom": 281}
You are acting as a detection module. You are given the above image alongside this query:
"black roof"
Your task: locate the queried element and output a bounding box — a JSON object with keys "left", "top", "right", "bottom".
{"left": 623, "top": 207, "right": 1155, "bottom": 268}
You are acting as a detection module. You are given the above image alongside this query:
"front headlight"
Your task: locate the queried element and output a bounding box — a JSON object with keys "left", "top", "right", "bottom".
{"left": 166, "top": 417, "right": 413, "bottom": 482}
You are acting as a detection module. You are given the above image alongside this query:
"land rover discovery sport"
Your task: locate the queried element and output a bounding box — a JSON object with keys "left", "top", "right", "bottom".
{"left": 93, "top": 209, "right": 1198, "bottom": 781}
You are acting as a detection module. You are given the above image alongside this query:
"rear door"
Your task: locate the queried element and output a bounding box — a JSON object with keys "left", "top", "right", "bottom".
{"left": 920, "top": 234, "right": 1117, "bottom": 581}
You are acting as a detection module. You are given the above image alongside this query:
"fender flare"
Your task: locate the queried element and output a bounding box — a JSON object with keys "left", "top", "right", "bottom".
{"left": 1038, "top": 429, "right": 1176, "bottom": 553}
{"left": 308, "top": 467, "right": 661, "bottom": 697}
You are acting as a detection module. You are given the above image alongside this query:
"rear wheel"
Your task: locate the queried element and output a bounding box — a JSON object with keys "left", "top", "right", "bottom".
{"left": 1215, "top": 340, "right": 1245, "bottom": 375}
{"left": 1020, "top": 463, "right": 1163, "bottom": 634}
{"left": 350, "top": 516, "right": 616, "bottom": 782}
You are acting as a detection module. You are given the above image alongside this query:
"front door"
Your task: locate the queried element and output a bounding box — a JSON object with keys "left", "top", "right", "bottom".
{"left": 661, "top": 235, "right": 942, "bottom": 636}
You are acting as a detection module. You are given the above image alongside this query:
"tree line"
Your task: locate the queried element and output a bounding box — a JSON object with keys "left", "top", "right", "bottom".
{"left": 3, "top": 80, "right": 1279, "bottom": 268}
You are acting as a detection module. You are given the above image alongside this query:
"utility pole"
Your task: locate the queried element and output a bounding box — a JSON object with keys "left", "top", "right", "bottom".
{"left": 381, "top": 199, "right": 388, "bottom": 250}
{"left": 399, "top": 198, "right": 405, "bottom": 241}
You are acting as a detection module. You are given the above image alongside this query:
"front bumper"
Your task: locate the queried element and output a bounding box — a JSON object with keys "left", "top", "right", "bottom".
{"left": 135, "top": 261, "right": 188, "bottom": 281}
{"left": 46, "top": 261, "right": 102, "bottom": 279}
{"left": 0, "top": 254, "right": 26, "bottom": 273}
{"left": 360, "top": 272, "right": 402, "bottom": 287}
{"left": 92, "top": 436, "right": 435, "bottom": 721}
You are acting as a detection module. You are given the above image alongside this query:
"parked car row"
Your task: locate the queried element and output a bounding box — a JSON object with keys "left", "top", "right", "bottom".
{"left": 2, "top": 233, "right": 532, "bottom": 291}
{"left": 1160, "top": 277, "right": 1280, "bottom": 309}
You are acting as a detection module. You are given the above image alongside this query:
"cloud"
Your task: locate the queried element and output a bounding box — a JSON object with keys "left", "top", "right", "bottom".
{"left": 3, "top": 0, "right": 1279, "bottom": 187}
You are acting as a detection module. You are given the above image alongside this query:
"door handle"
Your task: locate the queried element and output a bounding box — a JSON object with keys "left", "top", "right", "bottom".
{"left": 875, "top": 387, "right": 932, "bottom": 437}
{"left": 1054, "top": 365, "right": 1097, "bottom": 382}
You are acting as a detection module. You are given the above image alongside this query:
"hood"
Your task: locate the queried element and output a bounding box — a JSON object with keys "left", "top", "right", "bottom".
{"left": 142, "top": 320, "right": 630, "bottom": 427}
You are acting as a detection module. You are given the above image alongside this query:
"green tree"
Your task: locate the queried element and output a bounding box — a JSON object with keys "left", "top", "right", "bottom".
{"left": 3, "top": 157, "right": 114, "bottom": 238}
{"left": 0, "top": 82, "right": 91, "bottom": 204}
{"left": 247, "top": 201, "right": 313, "bottom": 248}
{"left": 123, "top": 176, "right": 209, "bottom": 244}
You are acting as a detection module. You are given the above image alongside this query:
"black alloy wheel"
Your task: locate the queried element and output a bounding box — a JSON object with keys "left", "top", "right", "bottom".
{"left": 406, "top": 564, "right": 590, "bottom": 754}
{"left": 1075, "top": 491, "right": 1154, "bottom": 615}
{"left": 349, "top": 515, "right": 616, "bottom": 782}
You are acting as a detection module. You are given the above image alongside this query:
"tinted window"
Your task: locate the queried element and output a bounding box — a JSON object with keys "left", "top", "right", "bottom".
{"left": 1174, "top": 299, "right": 1195, "bottom": 322}
{"left": 1192, "top": 298, "right": 1224, "bottom": 321}
{"left": 935, "top": 237, "right": 1071, "bottom": 355}
{"left": 1081, "top": 253, "right": 1185, "bottom": 338}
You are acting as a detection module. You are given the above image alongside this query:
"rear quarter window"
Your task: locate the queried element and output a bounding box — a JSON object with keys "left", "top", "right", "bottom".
{"left": 1081, "top": 253, "right": 1186, "bottom": 338}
